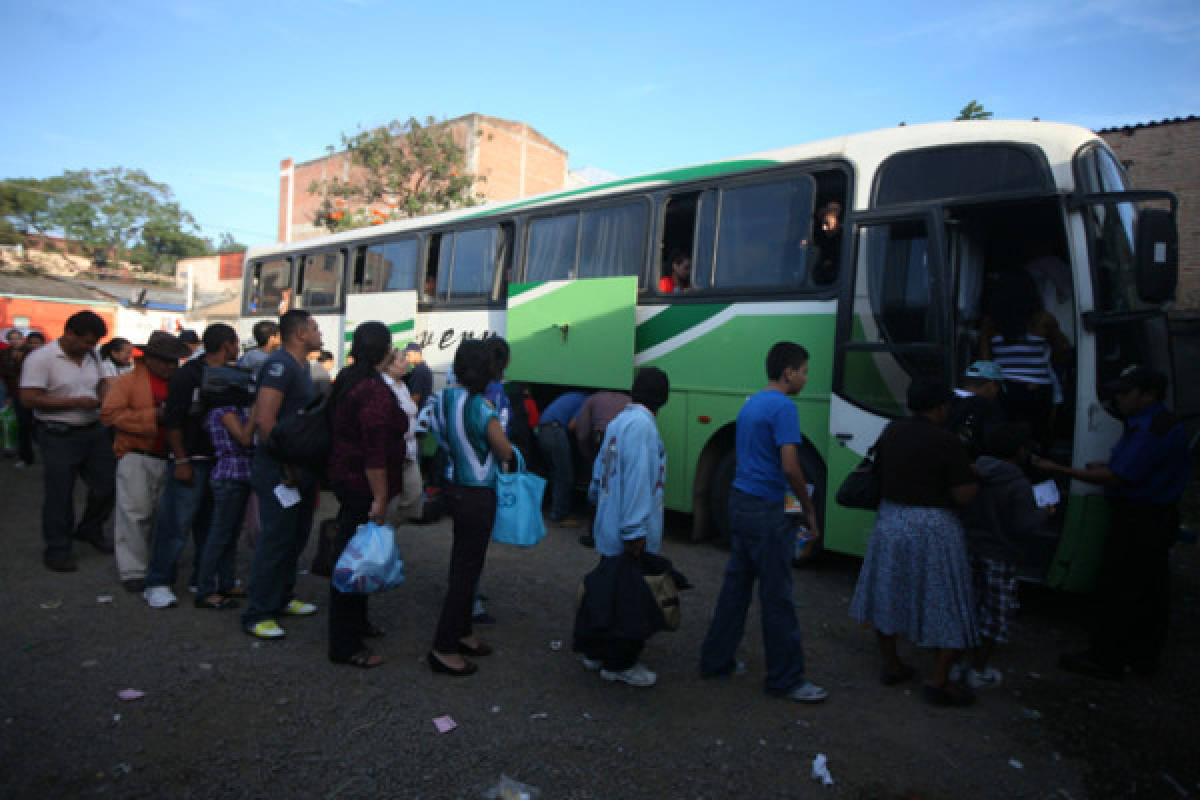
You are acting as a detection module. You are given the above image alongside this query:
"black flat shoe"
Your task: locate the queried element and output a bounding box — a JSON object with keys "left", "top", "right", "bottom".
{"left": 427, "top": 651, "right": 477, "bottom": 676}
{"left": 457, "top": 640, "right": 493, "bottom": 657}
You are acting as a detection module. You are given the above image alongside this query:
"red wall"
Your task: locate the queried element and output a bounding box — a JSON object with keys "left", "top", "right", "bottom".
{"left": 0, "top": 295, "right": 118, "bottom": 340}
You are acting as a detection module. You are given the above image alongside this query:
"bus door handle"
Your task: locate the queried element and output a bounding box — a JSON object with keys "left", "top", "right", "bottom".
{"left": 834, "top": 432, "right": 854, "bottom": 445}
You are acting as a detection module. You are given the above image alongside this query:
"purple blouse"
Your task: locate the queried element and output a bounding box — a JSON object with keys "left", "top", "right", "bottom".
{"left": 328, "top": 375, "right": 409, "bottom": 498}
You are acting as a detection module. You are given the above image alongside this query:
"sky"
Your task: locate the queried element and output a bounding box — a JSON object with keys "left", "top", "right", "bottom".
{"left": 1, "top": 0, "right": 1197, "bottom": 248}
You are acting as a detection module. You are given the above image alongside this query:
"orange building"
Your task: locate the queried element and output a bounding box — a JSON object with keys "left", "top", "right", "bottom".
{"left": 278, "top": 114, "right": 569, "bottom": 243}
{"left": 0, "top": 274, "right": 118, "bottom": 339}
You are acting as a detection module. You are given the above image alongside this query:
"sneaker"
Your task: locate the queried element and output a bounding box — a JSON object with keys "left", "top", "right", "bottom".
{"left": 601, "top": 662, "right": 657, "bottom": 687}
{"left": 786, "top": 679, "right": 829, "bottom": 703}
{"left": 580, "top": 656, "right": 602, "bottom": 671}
{"left": 966, "top": 666, "right": 1004, "bottom": 689}
{"left": 281, "top": 599, "right": 317, "bottom": 616}
{"left": 143, "top": 586, "right": 178, "bottom": 609}
{"left": 246, "top": 620, "right": 285, "bottom": 639}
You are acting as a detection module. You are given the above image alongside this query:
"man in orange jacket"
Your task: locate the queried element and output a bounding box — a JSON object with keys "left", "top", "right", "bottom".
{"left": 100, "top": 331, "right": 190, "bottom": 593}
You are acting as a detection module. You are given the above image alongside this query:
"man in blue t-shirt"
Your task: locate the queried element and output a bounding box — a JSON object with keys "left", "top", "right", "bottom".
{"left": 537, "top": 391, "right": 588, "bottom": 524}
{"left": 241, "top": 309, "right": 324, "bottom": 640}
{"left": 699, "top": 342, "right": 827, "bottom": 703}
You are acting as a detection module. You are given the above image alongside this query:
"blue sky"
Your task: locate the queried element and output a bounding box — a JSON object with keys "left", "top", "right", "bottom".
{"left": 1, "top": 0, "right": 1196, "bottom": 247}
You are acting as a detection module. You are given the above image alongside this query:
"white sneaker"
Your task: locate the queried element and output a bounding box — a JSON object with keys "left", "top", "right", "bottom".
{"left": 580, "top": 656, "right": 602, "bottom": 671}
{"left": 966, "top": 666, "right": 1004, "bottom": 689}
{"left": 143, "top": 586, "right": 178, "bottom": 609}
{"left": 786, "top": 679, "right": 829, "bottom": 703}
{"left": 601, "top": 662, "right": 657, "bottom": 687}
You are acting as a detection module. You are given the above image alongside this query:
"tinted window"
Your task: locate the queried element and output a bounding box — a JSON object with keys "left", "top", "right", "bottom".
{"left": 361, "top": 239, "right": 418, "bottom": 292}
{"left": 247, "top": 258, "right": 291, "bottom": 314}
{"left": 299, "top": 251, "right": 343, "bottom": 310}
{"left": 437, "top": 227, "right": 501, "bottom": 301}
{"left": 712, "top": 178, "right": 814, "bottom": 288}
{"left": 526, "top": 213, "right": 578, "bottom": 282}
{"left": 579, "top": 202, "right": 645, "bottom": 279}
{"left": 875, "top": 145, "right": 1052, "bottom": 206}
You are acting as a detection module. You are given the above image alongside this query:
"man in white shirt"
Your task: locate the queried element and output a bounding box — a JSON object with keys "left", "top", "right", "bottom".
{"left": 19, "top": 311, "right": 116, "bottom": 572}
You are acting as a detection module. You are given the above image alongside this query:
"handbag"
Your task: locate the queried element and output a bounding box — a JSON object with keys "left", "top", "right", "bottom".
{"left": 491, "top": 447, "right": 547, "bottom": 547}
{"left": 642, "top": 570, "right": 680, "bottom": 632}
{"left": 835, "top": 444, "right": 881, "bottom": 510}
{"left": 331, "top": 521, "right": 405, "bottom": 594}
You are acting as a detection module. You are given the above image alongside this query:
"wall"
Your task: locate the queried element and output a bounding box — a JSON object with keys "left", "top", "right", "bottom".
{"left": 0, "top": 295, "right": 118, "bottom": 339}
{"left": 114, "top": 307, "right": 187, "bottom": 345}
{"left": 1099, "top": 117, "right": 1200, "bottom": 310}
{"left": 175, "top": 254, "right": 244, "bottom": 294}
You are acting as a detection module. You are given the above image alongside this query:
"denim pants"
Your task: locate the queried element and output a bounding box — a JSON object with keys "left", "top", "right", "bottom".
{"left": 38, "top": 422, "right": 116, "bottom": 561}
{"left": 536, "top": 423, "right": 573, "bottom": 521}
{"left": 241, "top": 455, "right": 317, "bottom": 628}
{"left": 145, "top": 460, "right": 212, "bottom": 589}
{"left": 700, "top": 488, "right": 807, "bottom": 694}
{"left": 194, "top": 478, "right": 250, "bottom": 596}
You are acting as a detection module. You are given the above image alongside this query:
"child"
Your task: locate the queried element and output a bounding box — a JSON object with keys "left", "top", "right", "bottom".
{"left": 959, "top": 423, "right": 1054, "bottom": 687}
{"left": 193, "top": 393, "right": 256, "bottom": 609}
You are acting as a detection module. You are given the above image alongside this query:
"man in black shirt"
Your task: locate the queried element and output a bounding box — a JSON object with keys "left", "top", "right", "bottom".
{"left": 142, "top": 324, "right": 241, "bottom": 609}
{"left": 402, "top": 342, "right": 433, "bottom": 408}
{"left": 948, "top": 360, "right": 1007, "bottom": 460}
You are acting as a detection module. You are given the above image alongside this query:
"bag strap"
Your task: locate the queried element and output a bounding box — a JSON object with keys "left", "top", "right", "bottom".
{"left": 505, "top": 445, "right": 526, "bottom": 474}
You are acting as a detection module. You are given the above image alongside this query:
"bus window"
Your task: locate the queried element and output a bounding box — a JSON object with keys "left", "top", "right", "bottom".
{"left": 579, "top": 201, "right": 645, "bottom": 279}
{"left": 358, "top": 239, "right": 418, "bottom": 292}
{"left": 246, "top": 258, "right": 291, "bottom": 315}
{"left": 526, "top": 213, "right": 578, "bottom": 282}
{"left": 660, "top": 190, "right": 714, "bottom": 291}
{"left": 297, "top": 251, "right": 344, "bottom": 311}
{"left": 435, "top": 226, "right": 506, "bottom": 302}
{"left": 712, "top": 177, "right": 815, "bottom": 289}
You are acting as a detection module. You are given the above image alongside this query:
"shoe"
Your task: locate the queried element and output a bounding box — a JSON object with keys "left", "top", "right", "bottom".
{"left": 44, "top": 555, "right": 78, "bottom": 573}
{"left": 245, "top": 620, "right": 285, "bottom": 639}
{"left": 578, "top": 533, "right": 595, "bottom": 548}
{"left": 457, "top": 640, "right": 493, "bottom": 657}
{"left": 427, "top": 651, "right": 477, "bottom": 676}
{"left": 121, "top": 578, "right": 145, "bottom": 593}
{"left": 880, "top": 663, "right": 916, "bottom": 686}
{"left": 601, "top": 662, "right": 657, "bottom": 687}
{"left": 194, "top": 594, "right": 239, "bottom": 610}
{"left": 143, "top": 586, "right": 178, "bottom": 608}
{"left": 786, "top": 679, "right": 829, "bottom": 703}
{"left": 966, "top": 666, "right": 1004, "bottom": 689}
{"left": 75, "top": 531, "right": 113, "bottom": 554}
{"left": 1059, "top": 650, "right": 1124, "bottom": 682}
{"left": 922, "top": 682, "right": 976, "bottom": 707}
{"left": 281, "top": 599, "right": 317, "bottom": 616}
{"left": 330, "top": 648, "right": 384, "bottom": 669}
{"left": 580, "top": 656, "right": 602, "bottom": 671}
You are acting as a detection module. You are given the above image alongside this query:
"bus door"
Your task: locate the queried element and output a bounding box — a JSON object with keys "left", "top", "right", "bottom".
{"left": 345, "top": 239, "right": 421, "bottom": 363}
{"left": 505, "top": 275, "right": 639, "bottom": 389}
{"left": 828, "top": 207, "right": 952, "bottom": 555}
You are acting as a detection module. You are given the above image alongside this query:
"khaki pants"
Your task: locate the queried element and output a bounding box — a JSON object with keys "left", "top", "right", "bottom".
{"left": 386, "top": 460, "right": 424, "bottom": 524}
{"left": 114, "top": 453, "right": 168, "bottom": 580}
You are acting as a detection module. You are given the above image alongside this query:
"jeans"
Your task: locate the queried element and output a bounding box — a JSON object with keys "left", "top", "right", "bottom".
{"left": 433, "top": 485, "right": 496, "bottom": 653}
{"left": 700, "top": 489, "right": 807, "bottom": 694}
{"left": 329, "top": 486, "right": 371, "bottom": 660}
{"left": 536, "top": 423, "right": 573, "bottom": 521}
{"left": 194, "top": 479, "right": 250, "bottom": 596}
{"left": 145, "top": 460, "right": 212, "bottom": 589}
{"left": 38, "top": 422, "right": 116, "bottom": 562}
{"left": 241, "top": 455, "right": 317, "bottom": 628}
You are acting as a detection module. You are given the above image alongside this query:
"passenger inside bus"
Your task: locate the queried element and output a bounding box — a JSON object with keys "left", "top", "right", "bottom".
{"left": 659, "top": 249, "right": 692, "bottom": 293}
{"left": 809, "top": 200, "right": 843, "bottom": 286}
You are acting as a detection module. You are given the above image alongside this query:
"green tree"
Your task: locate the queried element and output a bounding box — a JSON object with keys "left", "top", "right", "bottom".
{"left": 0, "top": 176, "right": 68, "bottom": 245}
{"left": 129, "top": 219, "right": 211, "bottom": 273}
{"left": 956, "top": 100, "right": 993, "bottom": 121}
{"left": 308, "top": 115, "right": 484, "bottom": 233}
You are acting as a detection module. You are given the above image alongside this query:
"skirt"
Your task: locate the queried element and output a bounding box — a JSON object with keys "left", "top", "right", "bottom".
{"left": 849, "top": 501, "right": 979, "bottom": 650}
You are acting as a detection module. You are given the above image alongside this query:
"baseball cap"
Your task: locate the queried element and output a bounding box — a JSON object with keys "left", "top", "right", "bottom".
{"left": 964, "top": 360, "right": 1005, "bottom": 382}
{"left": 403, "top": 342, "right": 422, "bottom": 353}
{"left": 1108, "top": 365, "right": 1167, "bottom": 396}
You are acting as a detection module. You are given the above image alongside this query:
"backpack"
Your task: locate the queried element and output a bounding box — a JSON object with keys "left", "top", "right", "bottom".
{"left": 200, "top": 365, "right": 255, "bottom": 408}
{"left": 265, "top": 390, "right": 333, "bottom": 472}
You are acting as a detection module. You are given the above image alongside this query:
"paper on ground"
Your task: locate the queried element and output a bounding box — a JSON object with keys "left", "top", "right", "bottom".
{"left": 433, "top": 715, "right": 457, "bottom": 733}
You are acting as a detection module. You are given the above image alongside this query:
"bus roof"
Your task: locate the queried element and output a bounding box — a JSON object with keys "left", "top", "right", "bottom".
{"left": 247, "top": 119, "right": 1101, "bottom": 259}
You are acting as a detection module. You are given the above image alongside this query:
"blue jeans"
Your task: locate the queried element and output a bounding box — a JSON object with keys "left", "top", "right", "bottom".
{"left": 241, "top": 455, "right": 317, "bottom": 627}
{"left": 536, "top": 423, "right": 573, "bottom": 521}
{"left": 700, "top": 489, "right": 807, "bottom": 694}
{"left": 145, "top": 460, "right": 212, "bottom": 588}
{"left": 194, "top": 478, "right": 250, "bottom": 596}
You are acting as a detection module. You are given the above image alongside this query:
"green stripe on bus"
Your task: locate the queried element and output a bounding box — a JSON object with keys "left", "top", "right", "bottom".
{"left": 507, "top": 281, "right": 543, "bottom": 300}
{"left": 344, "top": 319, "right": 414, "bottom": 341}
{"left": 635, "top": 304, "right": 730, "bottom": 353}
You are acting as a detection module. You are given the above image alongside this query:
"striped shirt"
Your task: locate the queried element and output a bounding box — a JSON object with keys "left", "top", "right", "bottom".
{"left": 427, "top": 386, "right": 498, "bottom": 488}
{"left": 990, "top": 334, "right": 1053, "bottom": 385}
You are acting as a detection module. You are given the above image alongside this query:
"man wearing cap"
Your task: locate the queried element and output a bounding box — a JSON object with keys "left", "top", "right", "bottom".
{"left": 101, "top": 331, "right": 191, "bottom": 593}
{"left": 18, "top": 311, "right": 115, "bottom": 572}
{"left": 1034, "top": 366, "right": 1192, "bottom": 679}
{"left": 402, "top": 342, "right": 433, "bottom": 409}
{"left": 948, "top": 360, "right": 1007, "bottom": 459}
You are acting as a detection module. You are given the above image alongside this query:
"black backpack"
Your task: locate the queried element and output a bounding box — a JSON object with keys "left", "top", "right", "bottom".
{"left": 265, "top": 391, "right": 333, "bottom": 472}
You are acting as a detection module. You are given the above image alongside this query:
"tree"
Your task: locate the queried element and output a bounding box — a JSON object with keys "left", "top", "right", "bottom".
{"left": 0, "top": 176, "right": 68, "bottom": 245}
{"left": 215, "top": 232, "right": 247, "bottom": 254}
{"left": 956, "top": 101, "right": 993, "bottom": 121}
{"left": 307, "top": 115, "right": 484, "bottom": 233}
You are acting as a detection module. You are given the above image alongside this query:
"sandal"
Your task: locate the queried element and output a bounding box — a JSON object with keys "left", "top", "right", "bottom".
{"left": 880, "top": 663, "right": 916, "bottom": 686}
{"left": 225, "top": 586, "right": 247, "bottom": 599}
{"left": 195, "top": 594, "right": 239, "bottom": 610}
{"left": 363, "top": 622, "right": 386, "bottom": 638}
{"left": 922, "top": 681, "right": 976, "bottom": 707}
{"left": 331, "top": 649, "right": 384, "bottom": 669}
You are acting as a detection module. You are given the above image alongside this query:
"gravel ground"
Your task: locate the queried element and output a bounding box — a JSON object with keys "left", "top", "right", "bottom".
{"left": 2, "top": 461, "right": 1198, "bottom": 799}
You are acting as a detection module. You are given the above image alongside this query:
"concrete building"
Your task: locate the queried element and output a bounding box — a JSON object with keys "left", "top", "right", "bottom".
{"left": 1098, "top": 115, "right": 1199, "bottom": 309}
{"left": 174, "top": 252, "right": 245, "bottom": 295}
{"left": 277, "top": 114, "right": 569, "bottom": 243}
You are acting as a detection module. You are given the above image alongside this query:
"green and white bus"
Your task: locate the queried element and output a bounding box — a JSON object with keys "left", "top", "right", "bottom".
{"left": 239, "top": 120, "right": 1179, "bottom": 591}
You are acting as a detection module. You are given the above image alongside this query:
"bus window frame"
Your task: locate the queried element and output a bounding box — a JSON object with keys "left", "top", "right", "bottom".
{"left": 870, "top": 141, "right": 1055, "bottom": 210}
{"left": 520, "top": 195, "right": 652, "bottom": 284}
{"left": 351, "top": 234, "right": 422, "bottom": 294}
{"left": 421, "top": 221, "right": 513, "bottom": 310}
{"left": 295, "top": 248, "right": 348, "bottom": 314}
{"left": 242, "top": 256, "right": 294, "bottom": 317}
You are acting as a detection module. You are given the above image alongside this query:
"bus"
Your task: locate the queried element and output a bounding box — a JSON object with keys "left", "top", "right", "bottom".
{"left": 238, "top": 120, "right": 1180, "bottom": 592}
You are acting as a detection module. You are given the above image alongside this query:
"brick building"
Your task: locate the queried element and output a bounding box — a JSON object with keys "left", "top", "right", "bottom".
{"left": 277, "top": 114, "right": 569, "bottom": 243}
{"left": 1098, "top": 116, "right": 1200, "bottom": 310}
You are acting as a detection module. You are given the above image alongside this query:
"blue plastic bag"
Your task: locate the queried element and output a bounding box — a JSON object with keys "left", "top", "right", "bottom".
{"left": 492, "top": 447, "right": 547, "bottom": 547}
{"left": 332, "top": 521, "right": 405, "bottom": 594}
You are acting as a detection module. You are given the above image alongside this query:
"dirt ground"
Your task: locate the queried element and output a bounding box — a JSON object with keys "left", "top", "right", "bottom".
{"left": 2, "top": 460, "right": 1198, "bottom": 800}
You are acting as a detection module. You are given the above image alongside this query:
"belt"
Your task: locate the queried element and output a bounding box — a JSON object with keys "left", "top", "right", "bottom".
{"left": 130, "top": 449, "right": 169, "bottom": 460}
{"left": 39, "top": 420, "right": 101, "bottom": 434}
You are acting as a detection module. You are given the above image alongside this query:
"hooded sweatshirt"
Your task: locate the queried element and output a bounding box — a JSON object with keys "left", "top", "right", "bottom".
{"left": 962, "top": 456, "right": 1053, "bottom": 562}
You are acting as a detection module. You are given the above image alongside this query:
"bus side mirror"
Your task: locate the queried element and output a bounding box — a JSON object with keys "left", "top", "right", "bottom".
{"left": 1135, "top": 208, "right": 1177, "bottom": 304}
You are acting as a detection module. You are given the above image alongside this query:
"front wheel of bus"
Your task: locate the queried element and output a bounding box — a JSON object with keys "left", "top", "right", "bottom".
{"left": 708, "top": 448, "right": 826, "bottom": 567}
